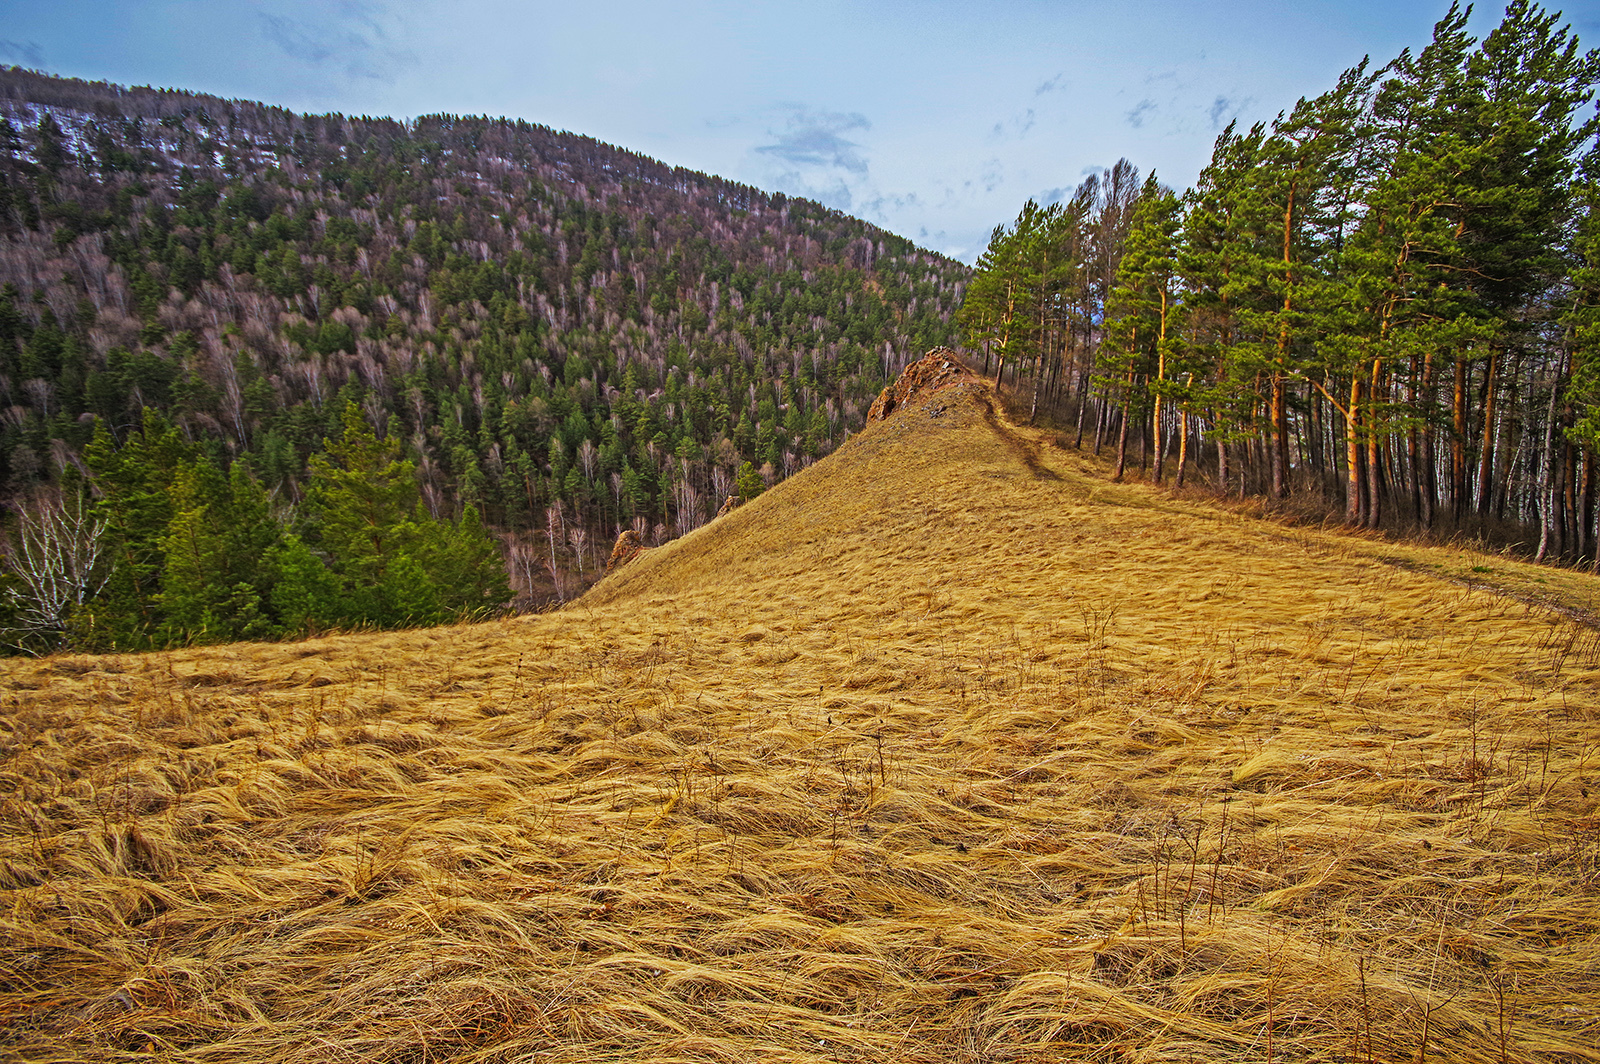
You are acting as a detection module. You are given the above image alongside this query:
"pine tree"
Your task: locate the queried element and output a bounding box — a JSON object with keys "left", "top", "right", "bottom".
{"left": 735, "top": 460, "right": 764, "bottom": 500}
{"left": 157, "top": 459, "right": 282, "bottom": 643}
{"left": 1457, "top": 1, "right": 1600, "bottom": 521}
{"left": 1103, "top": 175, "right": 1184, "bottom": 482}
{"left": 303, "top": 401, "right": 508, "bottom": 627}
{"left": 1565, "top": 167, "right": 1600, "bottom": 565}
{"left": 78, "top": 411, "right": 194, "bottom": 649}
{"left": 304, "top": 401, "right": 431, "bottom": 623}
{"left": 1181, "top": 123, "right": 1265, "bottom": 493}
{"left": 265, "top": 533, "right": 343, "bottom": 632}
{"left": 960, "top": 204, "right": 1046, "bottom": 384}
{"left": 419, "top": 504, "right": 510, "bottom": 618}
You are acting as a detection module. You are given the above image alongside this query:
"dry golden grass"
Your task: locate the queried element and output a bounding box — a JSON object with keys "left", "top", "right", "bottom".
{"left": 4, "top": 380, "right": 1599, "bottom": 1063}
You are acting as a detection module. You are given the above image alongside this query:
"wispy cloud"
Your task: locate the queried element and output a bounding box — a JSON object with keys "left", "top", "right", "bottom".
{"left": 260, "top": 14, "right": 337, "bottom": 64}
{"left": 990, "top": 107, "right": 1036, "bottom": 140}
{"left": 754, "top": 106, "right": 872, "bottom": 174}
{"left": 0, "top": 39, "right": 45, "bottom": 67}
{"left": 1208, "top": 95, "right": 1238, "bottom": 129}
{"left": 1125, "top": 99, "right": 1156, "bottom": 128}
{"left": 258, "top": 2, "right": 410, "bottom": 82}
{"left": 1035, "top": 73, "right": 1065, "bottom": 96}
{"left": 860, "top": 189, "right": 924, "bottom": 218}
{"left": 964, "top": 158, "right": 1003, "bottom": 195}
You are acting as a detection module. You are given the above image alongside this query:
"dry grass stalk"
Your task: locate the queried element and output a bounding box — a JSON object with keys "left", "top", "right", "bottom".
{"left": 3, "top": 381, "right": 1598, "bottom": 1062}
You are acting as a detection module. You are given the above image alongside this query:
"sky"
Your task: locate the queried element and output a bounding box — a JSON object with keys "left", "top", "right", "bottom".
{"left": 2, "top": 0, "right": 1595, "bottom": 262}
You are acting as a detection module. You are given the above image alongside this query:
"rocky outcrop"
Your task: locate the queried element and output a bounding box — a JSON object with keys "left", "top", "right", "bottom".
{"left": 715, "top": 495, "right": 743, "bottom": 519}
{"left": 606, "top": 529, "right": 645, "bottom": 572}
{"left": 867, "top": 348, "right": 977, "bottom": 423}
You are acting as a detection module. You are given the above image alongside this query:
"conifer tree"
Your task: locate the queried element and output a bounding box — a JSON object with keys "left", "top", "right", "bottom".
{"left": 1181, "top": 123, "right": 1265, "bottom": 492}
{"left": 963, "top": 2, "right": 1600, "bottom": 555}
{"left": 1565, "top": 167, "right": 1600, "bottom": 565}
{"left": 304, "top": 401, "right": 507, "bottom": 627}
{"left": 78, "top": 411, "right": 194, "bottom": 649}
{"left": 157, "top": 459, "right": 281, "bottom": 643}
{"left": 1103, "top": 175, "right": 1184, "bottom": 482}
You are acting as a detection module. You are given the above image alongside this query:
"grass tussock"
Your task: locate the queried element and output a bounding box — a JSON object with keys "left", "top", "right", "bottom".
{"left": 4, "top": 381, "right": 1600, "bottom": 1063}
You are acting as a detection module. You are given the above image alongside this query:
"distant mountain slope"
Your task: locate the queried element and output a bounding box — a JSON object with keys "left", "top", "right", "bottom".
{"left": 0, "top": 67, "right": 968, "bottom": 631}
{"left": 5, "top": 364, "right": 1596, "bottom": 1062}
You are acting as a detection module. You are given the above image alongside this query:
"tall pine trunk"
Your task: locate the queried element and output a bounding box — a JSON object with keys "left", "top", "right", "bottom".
{"left": 1365, "top": 359, "right": 1385, "bottom": 529}
{"left": 1270, "top": 375, "right": 1289, "bottom": 499}
{"left": 1581, "top": 450, "right": 1596, "bottom": 568}
{"left": 1452, "top": 358, "right": 1469, "bottom": 521}
{"left": 1476, "top": 348, "right": 1498, "bottom": 518}
{"left": 1345, "top": 375, "right": 1363, "bottom": 525}
{"left": 1418, "top": 350, "right": 1437, "bottom": 528}
{"left": 1537, "top": 370, "right": 1561, "bottom": 561}
{"left": 1113, "top": 382, "right": 1132, "bottom": 481}
{"left": 1152, "top": 291, "right": 1169, "bottom": 485}
{"left": 1176, "top": 407, "right": 1190, "bottom": 489}
{"left": 1073, "top": 370, "right": 1091, "bottom": 448}
{"left": 1270, "top": 181, "right": 1297, "bottom": 500}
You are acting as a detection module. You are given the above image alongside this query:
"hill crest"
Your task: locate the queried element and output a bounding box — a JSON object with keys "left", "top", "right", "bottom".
{"left": 3, "top": 347, "right": 1600, "bottom": 1062}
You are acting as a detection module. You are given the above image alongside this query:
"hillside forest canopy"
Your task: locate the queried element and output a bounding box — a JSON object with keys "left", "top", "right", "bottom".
{"left": 963, "top": 1, "right": 1600, "bottom": 565}
{"left": 6, "top": 0, "right": 1600, "bottom": 655}
{"left": 0, "top": 67, "right": 967, "bottom": 652}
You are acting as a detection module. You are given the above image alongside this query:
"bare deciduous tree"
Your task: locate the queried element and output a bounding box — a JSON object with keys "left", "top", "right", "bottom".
{"left": 567, "top": 525, "right": 589, "bottom": 581}
{"left": 1, "top": 490, "right": 110, "bottom": 652}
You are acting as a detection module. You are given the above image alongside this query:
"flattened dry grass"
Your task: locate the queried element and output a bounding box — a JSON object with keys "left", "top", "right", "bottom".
{"left": 4, "top": 381, "right": 1599, "bottom": 1063}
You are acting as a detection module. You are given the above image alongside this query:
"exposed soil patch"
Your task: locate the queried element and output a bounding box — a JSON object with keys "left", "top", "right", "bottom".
{"left": 974, "top": 388, "right": 1060, "bottom": 481}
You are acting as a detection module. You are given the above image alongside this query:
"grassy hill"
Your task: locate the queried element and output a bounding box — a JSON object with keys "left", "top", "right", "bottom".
{"left": 3, "top": 366, "right": 1599, "bottom": 1062}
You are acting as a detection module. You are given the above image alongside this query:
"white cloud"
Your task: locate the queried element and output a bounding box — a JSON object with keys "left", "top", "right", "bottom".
{"left": 754, "top": 106, "right": 872, "bottom": 175}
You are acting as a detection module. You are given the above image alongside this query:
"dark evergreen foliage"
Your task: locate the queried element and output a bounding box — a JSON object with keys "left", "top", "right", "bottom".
{"left": 0, "top": 68, "right": 967, "bottom": 647}
{"left": 965, "top": 3, "right": 1600, "bottom": 563}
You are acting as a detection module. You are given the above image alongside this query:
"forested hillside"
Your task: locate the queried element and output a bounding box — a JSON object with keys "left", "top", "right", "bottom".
{"left": 0, "top": 67, "right": 967, "bottom": 650}
{"left": 963, "top": 1, "right": 1600, "bottom": 564}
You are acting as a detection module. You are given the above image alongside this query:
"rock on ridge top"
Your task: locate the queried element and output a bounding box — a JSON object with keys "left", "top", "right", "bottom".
{"left": 866, "top": 348, "right": 979, "bottom": 423}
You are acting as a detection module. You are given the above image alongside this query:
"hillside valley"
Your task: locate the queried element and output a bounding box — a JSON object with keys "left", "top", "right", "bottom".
{"left": 3, "top": 364, "right": 1598, "bottom": 1062}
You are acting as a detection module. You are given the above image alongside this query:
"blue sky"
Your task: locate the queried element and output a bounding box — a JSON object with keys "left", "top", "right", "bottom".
{"left": 2, "top": 1, "right": 1592, "bottom": 261}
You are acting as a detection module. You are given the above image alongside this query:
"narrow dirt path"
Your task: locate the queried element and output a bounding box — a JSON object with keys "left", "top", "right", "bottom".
{"left": 973, "top": 386, "right": 1060, "bottom": 481}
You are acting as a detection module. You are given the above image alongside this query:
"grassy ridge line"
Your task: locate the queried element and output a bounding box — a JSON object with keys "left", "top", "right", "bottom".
{"left": 2, "top": 379, "right": 1598, "bottom": 1062}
